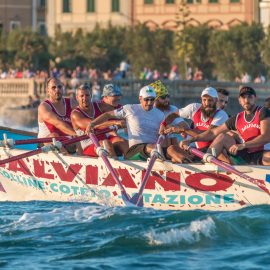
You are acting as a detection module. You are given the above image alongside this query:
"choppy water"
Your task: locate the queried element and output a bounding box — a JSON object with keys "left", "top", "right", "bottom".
{"left": 0, "top": 202, "right": 269, "bottom": 270}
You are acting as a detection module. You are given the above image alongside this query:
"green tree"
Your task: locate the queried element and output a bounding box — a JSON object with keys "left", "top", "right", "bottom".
{"left": 123, "top": 24, "right": 173, "bottom": 76}
{"left": 174, "top": 24, "right": 214, "bottom": 79}
{"left": 6, "top": 29, "right": 50, "bottom": 70}
{"left": 209, "top": 23, "right": 265, "bottom": 80}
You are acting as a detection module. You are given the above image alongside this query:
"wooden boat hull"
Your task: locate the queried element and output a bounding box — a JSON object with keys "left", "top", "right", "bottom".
{"left": 0, "top": 148, "right": 269, "bottom": 211}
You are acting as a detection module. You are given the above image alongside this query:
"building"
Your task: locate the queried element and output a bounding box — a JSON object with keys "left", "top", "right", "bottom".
{"left": 46, "top": 0, "right": 133, "bottom": 36}
{"left": 136, "top": 0, "right": 260, "bottom": 30}
{"left": 260, "top": 0, "right": 270, "bottom": 28}
{"left": 0, "top": 0, "right": 46, "bottom": 34}
{"left": 46, "top": 0, "right": 264, "bottom": 37}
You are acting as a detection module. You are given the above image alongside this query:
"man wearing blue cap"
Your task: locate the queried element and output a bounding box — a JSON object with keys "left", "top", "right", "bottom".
{"left": 96, "top": 84, "right": 128, "bottom": 156}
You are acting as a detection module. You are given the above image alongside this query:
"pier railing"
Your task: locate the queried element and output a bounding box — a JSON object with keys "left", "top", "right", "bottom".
{"left": 0, "top": 78, "right": 269, "bottom": 115}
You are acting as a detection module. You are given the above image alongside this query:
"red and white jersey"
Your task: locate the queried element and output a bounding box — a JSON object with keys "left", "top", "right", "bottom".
{"left": 38, "top": 98, "right": 72, "bottom": 138}
{"left": 236, "top": 106, "right": 263, "bottom": 153}
{"left": 193, "top": 106, "right": 220, "bottom": 149}
{"left": 73, "top": 102, "right": 106, "bottom": 150}
{"left": 179, "top": 103, "right": 228, "bottom": 150}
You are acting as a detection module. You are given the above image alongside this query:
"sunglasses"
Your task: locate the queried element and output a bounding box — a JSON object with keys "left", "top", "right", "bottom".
{"left": 51, "top": 85, "right": 63, "bottom": 90}
{"left": 143, "top": 97, "right": 155, "bottom": 102}
{"left": 159, "top": 94, "right": 170, "bottom": 100}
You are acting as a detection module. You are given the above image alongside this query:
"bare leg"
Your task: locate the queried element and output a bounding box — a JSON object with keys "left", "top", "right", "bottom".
{"left": 102, "top": 140, "right": 117, "bottom": 158}
{"left": 262, "top": 151, "right": 270, "bottom": 165}
{"left": 166, "top": 145, "right": 192, "bottom": 163}
{"left": 210, "top": 133, "right": 237, "bottom": 155}
{"left": 111, "top": 136, "right": 129, "bottom": 156}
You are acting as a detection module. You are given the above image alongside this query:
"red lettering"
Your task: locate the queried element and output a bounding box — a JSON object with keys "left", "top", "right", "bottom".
{"left": 33, "top": 159, "right": 54, "bottom": 179}
{"left": 185, "top": 172, "right": 234, "bottom": 192}
{"left": 51, "top": 161, "right": 82, "bottom": 182}
{"left": 101, "top": 168, "right": 137, "bottom": 188}
{"left": 85, "top": 165, "right": 98, "bottom": 185}
{"left": 8, "top": 160, "right": 31, "bottom": 176}
{"left": 145, "top": 171, "right": 180, "bottom": 191}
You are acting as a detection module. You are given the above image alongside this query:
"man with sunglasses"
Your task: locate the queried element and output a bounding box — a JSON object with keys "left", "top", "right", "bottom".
{"left": 38, "top": 77, "right": 77, "bottom": 139}
{"left": 86, "top": 85, "right": 190, "bottom": 162}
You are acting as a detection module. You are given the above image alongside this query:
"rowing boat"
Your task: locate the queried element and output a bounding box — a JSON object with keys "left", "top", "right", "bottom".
{"left": 0, "top": 144, "right": 269, "bottom": 211}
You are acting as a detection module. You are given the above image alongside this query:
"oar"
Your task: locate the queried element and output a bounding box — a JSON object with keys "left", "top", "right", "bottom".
{"left": 88, "top": 132, "right": 131, "bottom": 204}
{"left": 130, "top": 135, "right": 165, "bottom": 207}
{"left": 0, "top": 135, "right": 89, "bottom": 166}
{"left": 0, "top": 126, "right": 118, "bottom": 147}
{"left": 188, "top": 147, "right": 270, "bottom": 195}
{"left": 0, "top": 126, "right": 119, "bottom": 166}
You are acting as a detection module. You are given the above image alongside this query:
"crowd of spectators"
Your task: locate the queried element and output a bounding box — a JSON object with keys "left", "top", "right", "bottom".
{"left": 0, "top": 62, "right": 268, "bottom": 85}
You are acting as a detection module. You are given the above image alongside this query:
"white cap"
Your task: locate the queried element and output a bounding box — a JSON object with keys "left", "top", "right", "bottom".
{"left": 201, "top": 87, "right": 218, "bottom": 98}
{"left": 139, "top": 86, "right": 156, "bottom": 98}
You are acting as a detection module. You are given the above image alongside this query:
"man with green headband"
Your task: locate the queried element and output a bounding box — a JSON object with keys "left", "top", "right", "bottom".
{"left": 150, "top": 80, "right": 189, "bottom": 146}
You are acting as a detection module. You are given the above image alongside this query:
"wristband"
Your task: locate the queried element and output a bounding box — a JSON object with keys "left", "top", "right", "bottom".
{"left": 160, "top": 120, "right": 167, "bottom": 127}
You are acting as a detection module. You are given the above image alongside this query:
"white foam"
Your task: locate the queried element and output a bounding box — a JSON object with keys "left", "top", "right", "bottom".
{"left": 146, "top": 216, "right": 216, "bottom": 246}
{"left": 13, "top": 205, "right": 113, "bottom": 231}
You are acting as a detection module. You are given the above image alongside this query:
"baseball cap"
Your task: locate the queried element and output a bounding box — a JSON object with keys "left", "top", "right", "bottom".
{"left": 78, "top": 83, "right": 91, "bottom": 90}
{"left": 201, "top": 87, "right": 218, "bottom": 98}
{"left": 139, "top": 85, "right": 156, "bottom": 98}
{"left": 149, "top": 80, "right": 169, "bottom": 97}
{"left": 239, "top": 86, "right": 256, "bottom": 97}
{"left": 102, "top": 84, "right": 122, "bottom": 97}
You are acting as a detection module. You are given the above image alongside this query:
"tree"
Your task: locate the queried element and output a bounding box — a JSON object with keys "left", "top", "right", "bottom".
{"left": 6, "top": 29, "right": 50, "bottom": 70}
{"left": 209, "top": 23, "right": 265, "bottom": 81}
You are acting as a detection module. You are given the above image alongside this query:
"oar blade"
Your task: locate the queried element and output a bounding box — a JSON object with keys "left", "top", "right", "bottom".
{"left": 130, "top": 193, "right": 143, "bottom": 207}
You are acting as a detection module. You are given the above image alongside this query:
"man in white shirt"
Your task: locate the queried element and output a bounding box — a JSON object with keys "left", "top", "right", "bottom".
{"left": 87, "top": 85, "right": 191, "bottom": 162}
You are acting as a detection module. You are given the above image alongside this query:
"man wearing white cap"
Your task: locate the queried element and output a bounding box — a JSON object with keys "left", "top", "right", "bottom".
{"left": 161, "top": 87, "right": 228, "bottom": 151}
{"left": 87, "top": 85, "right": 190, "bottom": 162}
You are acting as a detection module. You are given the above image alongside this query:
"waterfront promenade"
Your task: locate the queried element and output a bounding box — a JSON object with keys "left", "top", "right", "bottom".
{"left": 0, "top": 79, "right": 269, "bottom": 116}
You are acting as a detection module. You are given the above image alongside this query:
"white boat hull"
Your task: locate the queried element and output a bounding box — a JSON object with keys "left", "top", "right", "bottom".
{"left": 0, "top": 148, "right": 269, "bottom": 211}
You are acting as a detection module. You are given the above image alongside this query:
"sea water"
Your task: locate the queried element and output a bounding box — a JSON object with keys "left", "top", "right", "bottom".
{"left": 0, "top": 126, "right": 270, "bottom": 269}
{"left": 0, "top": 203, "right": 269, "bottom": 269}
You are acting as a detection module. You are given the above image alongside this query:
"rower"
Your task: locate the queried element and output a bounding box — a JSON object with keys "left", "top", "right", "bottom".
{"left": 96, "top": 84, "right": 129, "bottom": 156}
{"left": 150, "top": 80, "right": 189, "bottom": 146}
{"left": 71, "top": 83, "right": 124, "bottom": 157}
{"left": 161, "top": 87, "right": 228, "bottom": 154}
{"left": 86, "top": 85, "right": 191, "bottom": 163}
{"left": 37, "top": 77, "right": 77, "bottom": 152}
{"left": 180, "top": 86, "right": 270, "bottom": 165}
{"left": 217, "top": 88, "right": 229, "bottom": 111}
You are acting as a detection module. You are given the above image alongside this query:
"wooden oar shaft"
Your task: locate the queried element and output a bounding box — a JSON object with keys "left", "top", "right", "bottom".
{"left": 0, "top": 134, "right": 87, "bottom": 166}
{"left": 132, "top": 135, "right": 165, "bottom": 206}
{"left": 89, "top": 133, "right": 130, "bottom": 201}
{"left": 11, "top": 126, "right": 118, "bottom": 146}
{"left": 14, "top": 136, "right": 69, "bottom": 145}
{"left": 189, "top": 147, "right": 269, "bottom": 194}
{"left": 0, "top": 148, "right": 42, "bottom": 165}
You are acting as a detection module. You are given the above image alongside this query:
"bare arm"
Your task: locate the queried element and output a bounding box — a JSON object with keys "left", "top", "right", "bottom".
{"left": 71, "top": 110, "right": 125, "bottom": 131}
{"left": 38, "top": 103, "right": 76, "bottom": 136}
{"left": 85, "top": 110, "right": 123, "bottom": 134}
{"left": 164, "top": 112, "right": 180, "bottom": 125}
{"left": 231, "top": 118, "right": 270, "bottom": 153}
{"left": 188, "top": 124, "right": 229, "bottom": 143}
